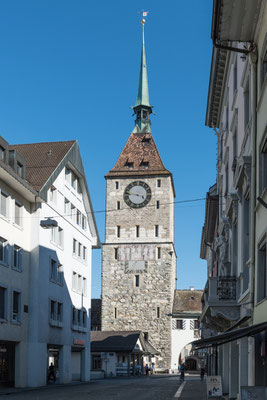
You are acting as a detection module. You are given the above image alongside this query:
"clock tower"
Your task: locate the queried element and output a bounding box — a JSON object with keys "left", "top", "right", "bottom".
{"left": 101, "top": 20, "right": 176, "bottom": 369}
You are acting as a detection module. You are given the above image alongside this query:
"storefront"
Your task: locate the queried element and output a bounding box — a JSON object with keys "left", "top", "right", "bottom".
{"left": 0, "top": 342, "right": 15, "bottom": 387}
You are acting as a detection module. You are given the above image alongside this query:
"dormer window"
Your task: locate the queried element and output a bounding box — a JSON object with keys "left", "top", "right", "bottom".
{"left": 142, "top": 136, "right": 151, "bottom": 144}
{"left": 17, "top": 162, "right": 23, "bottom": 178}
{"left": 125, "top": 159, "right": 134, "bottom": 168}
{"left": 140, "top": 160, "right": 149, "bottom": 167}
{"left": 0, "top": 146, "right": 5, "bottom": 161}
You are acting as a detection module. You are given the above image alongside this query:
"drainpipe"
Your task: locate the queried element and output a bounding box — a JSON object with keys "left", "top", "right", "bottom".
{"left": 248, "top": 47, "right": 258, "bottom": 387}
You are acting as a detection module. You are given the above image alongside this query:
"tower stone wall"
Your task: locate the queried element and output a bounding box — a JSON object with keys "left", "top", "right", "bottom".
{"left": 102, "top": 175, "right": 176, "bottom": 368}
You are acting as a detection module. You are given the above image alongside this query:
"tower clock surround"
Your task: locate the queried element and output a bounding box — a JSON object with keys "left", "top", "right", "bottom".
{"left": 123, "top": 181, "right": 152, "bottom": 208}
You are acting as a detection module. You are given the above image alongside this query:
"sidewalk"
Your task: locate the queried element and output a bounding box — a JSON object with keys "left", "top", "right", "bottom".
{"left": 174, "top": 376, "right": 207, "bottom": 399}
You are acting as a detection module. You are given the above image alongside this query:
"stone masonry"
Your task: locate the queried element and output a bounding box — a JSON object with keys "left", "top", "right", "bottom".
{"left": 102, "top": 174, "right": 176, "bottom": 369}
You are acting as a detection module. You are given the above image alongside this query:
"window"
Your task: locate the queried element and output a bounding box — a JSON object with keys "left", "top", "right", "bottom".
{"left": 244, "top": 80, "right": 250, "bottom": 128}
{"left": 0, "top": 191, "right": 8, "bottom": 218}
{"left": 157, "top": 179, "right": 161, "bottom": 188}
{"left": 225, "top": 103, "right": 229, "bottom": 131}
{"left": 50, "top": 300, "right": 63, "bottom": 325}
{"left": 0, "top": 237, "right": 8, "bottom": 265}
{"left": 17, "top": 162, "right": 23, "bottom": 177}
{"left": 117, "top": 201, "right": 120, "bottom": 210}
{"left": 0, "top": 146, "right": 5, "bottom": 161}
{"left": 155, "top": 225, "right": 159, "bottom": 237}
{"left": 78, "top": 243, "right": 82, "bottom": 258}
{"left": 194, "top": 320, "right": 200, "bottom": 330}
{"left": 12, "top": 291, "right": 21, "bottom": 323}
{"left": 225, "top": 164, "right": 229, "bottom": 194}
{"left": 73, "top": 239, "right": 77, "bottom": 255}
{"left": 83, "top": 246, "right": 87, "bottom": 261}
{"left": 0, "top": 287, "right": 7, "bottom": 320}
{"left": 117, "top": 226, "right": 120, "bottom": 238}
{"left": 176, "top": 320, "right": 184, "bottom": 330}
{"left": 233, "top": 59, "right": 237, "bottom": 93}
{"left": 156, "top": 200, "right": 160, "bottom": 209}
{"left": 114, "top": 248, "right": 118, "bottom": 260}
{"left": 157, "top": 307, "right": 160, "bottom": 318}
{"left": 257, "top": 240, "right": 267, "bottom": 303}
{"left": 114, "top": 307, "right": 117, "bottom": 319}
{"left": 64, "top": 198, "right": 70, "bottom": 215}
{"left": 82, "top": 215, "right": 87, "bottom": 230}
{"left": 51, "top": 226, "right": 64, "bottom": 248}
{"left": 49, "top": 259, "right": 63, "bottom": 285}
{"left": 261, "top": 47, "right": 267, "bottom": 89}
{"left": 82, "top": 310, "right": 87, "bottom": 327}
{"left": 144, "top": 332, "right": 148, "bottom": 340}
{"left": 82, "top": 278, "right": 87, "bottom": 296}
{"left": 50, "top": 300, "right": 56, "bottom": 320}
{"left": 13, "top": 245, "right": 22, "bottom": 271}
{"left": 71, "top": 204, "right": 76, "bottom": 222}
{"left": 232, "top": 130, "right": 237, "bottom": 172}
{"left": 65, "top": 167, "right": 71, "bottom": 185}
{"left": 135, "top": 275, "right": 140, "bottom": 287}
{"left": 68, "top": 167, "right": 81, "bottom": 194}
{"left": 14, "top": 202, "right": 22, "bottom": 227}
{"left": 78, "top": 275, "right": 82, "bottom": 293}
{"left": 115, "top": 181, "right": 119, "bottom": 189}
{"left": 136, "top": 225, "right": 140, "bottom": 238}
{"left": 57, "top": 302, "right": 63, "bottom": 321}
{"left": 76, "top": 210, "right": 81, "bottom": 226}
{"left": 49, "top": 186, "right": 57, "bottom": 204}
{"left": 157, "top": 247, "right": 161, "bottom": 259}
{"left": 72, "top": 307, "right": 77, "bottom": 325}
{"left": 72, "top": 272, "right": 77, "bottom": 291}
{"left": 259, "top": 134, "right": 267, "bottom": 194}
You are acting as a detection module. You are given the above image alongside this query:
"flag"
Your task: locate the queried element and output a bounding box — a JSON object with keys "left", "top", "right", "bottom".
{"left": 143, "top": 11, "right": 148, "bottom": 17}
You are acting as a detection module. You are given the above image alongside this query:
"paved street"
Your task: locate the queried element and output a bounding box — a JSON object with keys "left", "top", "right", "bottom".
{"left": 0, "top": 375, "right": 207, "bottom": 400}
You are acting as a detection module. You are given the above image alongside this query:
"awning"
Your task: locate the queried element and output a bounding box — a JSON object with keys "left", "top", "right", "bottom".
{"left": 192, "top": 321, "right": 267, "bottom": 349}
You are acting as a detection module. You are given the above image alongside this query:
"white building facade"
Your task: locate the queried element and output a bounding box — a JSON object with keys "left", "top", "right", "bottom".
{"left": 0, "top": 138, "right": 100, "bottom": 387}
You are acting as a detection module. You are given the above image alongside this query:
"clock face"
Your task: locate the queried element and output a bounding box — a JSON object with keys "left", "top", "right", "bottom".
{"left": 124, "top": 181, "right": 152, "bottom": 208}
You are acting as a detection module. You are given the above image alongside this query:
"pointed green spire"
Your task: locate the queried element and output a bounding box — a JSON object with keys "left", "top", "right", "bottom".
{"left": 135, "top": 20, "right": 151, "bottom": 107}
{"left": 133, "top": 19, "right": 153, "bottom": 133}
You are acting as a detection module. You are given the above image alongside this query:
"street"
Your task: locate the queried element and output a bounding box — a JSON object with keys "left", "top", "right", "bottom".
{"left": 0, "top": 375, "right": 207, "bottom": 400}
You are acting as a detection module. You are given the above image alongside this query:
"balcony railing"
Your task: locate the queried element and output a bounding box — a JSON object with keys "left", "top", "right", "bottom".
{"left": 217, "top": 277, "right": 237, "bottom": 300}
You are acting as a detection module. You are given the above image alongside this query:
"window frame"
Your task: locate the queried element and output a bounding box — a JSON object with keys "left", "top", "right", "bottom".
{"left": 0, "top": 189, "right": 9, "bottom": 220}
{"left": 0, "top": 285, "right": 8, "bottom": 322}
{"left": 11, "top": 289, "right": 21, "bottom": 324}
{"left": 13, "top": 245, "right": 23, "bottom": 272}
{"left": 14, "top": 201, "right": 23, "bottom": 228}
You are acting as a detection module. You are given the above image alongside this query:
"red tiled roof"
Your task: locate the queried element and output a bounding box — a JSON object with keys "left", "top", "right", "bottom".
{"left": 106, "top": 132, "right": 171, "bottom": 178}
{"left": 10, "top": 140, "right": 75, "bottom": 191}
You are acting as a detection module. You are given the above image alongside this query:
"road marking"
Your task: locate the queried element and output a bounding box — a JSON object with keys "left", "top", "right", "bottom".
{"left": 174, "top": 381, "right": 186, "bottom": 398}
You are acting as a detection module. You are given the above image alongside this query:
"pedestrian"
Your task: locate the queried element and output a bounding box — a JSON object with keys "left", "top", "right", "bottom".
{"left": 200, "top": 366, "right": 205, "bottom": 381}
{"left": 48, "top": 362, "right": 56, "bottom": 382}
{"left": 179, "top": 363, "right": 185, "bottom": 381}
{"left": 145, "top": 364, "right": 149, "bottom": 376}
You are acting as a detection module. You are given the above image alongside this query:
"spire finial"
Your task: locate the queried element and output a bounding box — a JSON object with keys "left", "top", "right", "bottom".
{"left": 133, "top": 17, "right": 153, "bottom": 132}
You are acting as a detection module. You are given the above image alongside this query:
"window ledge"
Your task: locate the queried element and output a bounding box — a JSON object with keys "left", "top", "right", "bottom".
{"left": 13, "top": 223, "right": 23, "bottom": 231}
{"left": 50, "top": 319, "right": 63, "bottom": 328}
{"left": 11, "top": 266, "right": 22, "bottom": 273}
{"left": 0, "top": 215, "right": 10, "bottom": 223}
{"left": 11, "top": 320, "right": 21, "bottom": 326}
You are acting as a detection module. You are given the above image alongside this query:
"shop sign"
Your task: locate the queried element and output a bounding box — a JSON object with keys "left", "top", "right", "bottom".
{"left": 207, "top": 375, "right": 222, "bottom": 397}
{"left": 73, "top": 339, "right": 85, "bottom": 346}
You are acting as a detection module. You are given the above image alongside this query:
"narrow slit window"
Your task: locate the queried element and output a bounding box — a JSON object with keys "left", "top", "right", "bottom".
{"left": 157, "top": 307, "right": 160, "bottom": 318}
{"left": 115, "top": 181, "right": 119, "bottom": 189}
{"left": 157, "top": 247, "right": 161, "bottom": 259}
{"left": 114, "top": 248, "right": 118, "bottom": 260}
{"left": 136, "top": 225, "right": 140, "bottom": 238}
{"left": 114, "top": 307, "right": 117, "bottom": 319}
{"left": 157, "top": 179, "right": 161, "bottom": 188}
{"left": 135, "top": 275, "right": 140, "bottom": 287}
{"left": 117, "top": 226, "right": 120, "bottom": 238}
{"left": 156, "top": 200, "right": 160, "bottom": 209}
{"left": 155, "top": 225, "right": 159, "bottom": 237}
{"left": 117, "top": 201, "right": 120, "bottom": 210}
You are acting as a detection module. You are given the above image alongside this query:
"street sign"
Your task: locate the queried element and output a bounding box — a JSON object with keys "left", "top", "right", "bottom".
{"left": 207, "top": 376, "right": 222, "bottom": 397}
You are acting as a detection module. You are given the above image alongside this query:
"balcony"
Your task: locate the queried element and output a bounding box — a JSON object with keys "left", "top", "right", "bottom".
{"left": 201, "top": 277, "right": 240, "bottom": 332}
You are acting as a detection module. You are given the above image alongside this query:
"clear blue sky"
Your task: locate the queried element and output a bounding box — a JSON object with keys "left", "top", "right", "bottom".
{"left": 0, "top": 1, "right": 216, "bottom": 298}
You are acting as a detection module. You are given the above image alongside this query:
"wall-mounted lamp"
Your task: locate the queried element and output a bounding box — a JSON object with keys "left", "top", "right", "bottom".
{"left": 40, "top": 218, "right": 58, "bottom": 229}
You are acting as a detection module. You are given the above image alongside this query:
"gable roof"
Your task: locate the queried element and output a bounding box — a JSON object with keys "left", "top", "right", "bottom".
{"left": 106, "top": 132, "right": 171, "bottom": 178}
{"left": 10, "top": 139, "right": 100, "bottom": 248}
{"left": 10, "top": 140, "right": 75, "bottom": 192}
{"left": 91, "top": 331, "right": 143, "bottom": 353}
{"left": 172, "top": 289, "right": 203, "bottom": 317}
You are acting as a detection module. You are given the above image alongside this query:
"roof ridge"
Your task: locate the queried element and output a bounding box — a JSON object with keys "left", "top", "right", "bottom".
{"left": 10, "top": 139, "right": 76, "bottom": 147}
